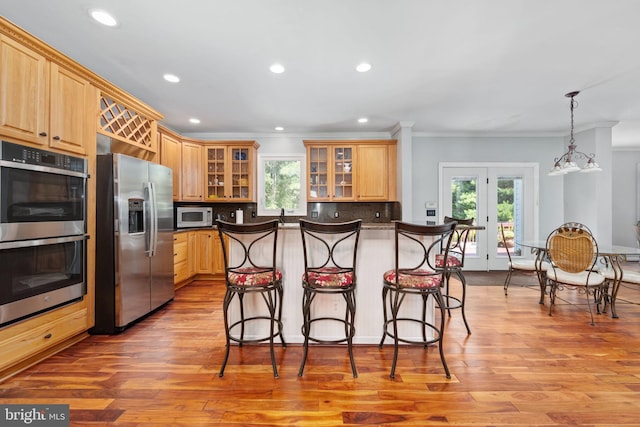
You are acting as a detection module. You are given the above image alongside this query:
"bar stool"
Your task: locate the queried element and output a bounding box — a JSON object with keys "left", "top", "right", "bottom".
{"left": 379, "top": 221, "right": 456, "bottom": 379}
{"left": 437, "top": 215, "right": 473, "bottom": 334}
{"left": 215, "top": 219, "right": 286, "bottom": 377}
{"left": 298, "top": 219, "right": 362, "bottom": 377}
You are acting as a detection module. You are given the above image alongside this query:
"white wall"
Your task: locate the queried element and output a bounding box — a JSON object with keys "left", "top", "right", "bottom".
{"left": 411, "top": 135, "right": 565, "bottom": 238}
{"left": 612, "top": 149, "right": 640, "bottom": 247}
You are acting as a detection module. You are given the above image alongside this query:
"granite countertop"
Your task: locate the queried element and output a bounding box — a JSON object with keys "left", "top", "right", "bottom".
{"left": 174, "top": 222, "right": 394, "bottom": 232}
{"left": 278, "top": 222, "right": 393, "bottom": 230}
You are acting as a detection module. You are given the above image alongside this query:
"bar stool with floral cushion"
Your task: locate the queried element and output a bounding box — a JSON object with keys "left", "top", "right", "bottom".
{"left": 216, "top": 219, "right": 285, "bottom": 377}
{"left": 298, "top": 219, "right": 362, "bottom": 377}
{"left": 379, "top": 221, "right": 456, "bottom": 379}
{"left": 434, "top": 216, "right": 474, "bottom": 334}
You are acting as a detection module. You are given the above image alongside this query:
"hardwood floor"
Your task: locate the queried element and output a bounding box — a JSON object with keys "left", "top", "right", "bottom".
{"left": 1, "top": 269, "right": 640, "bottom": 426}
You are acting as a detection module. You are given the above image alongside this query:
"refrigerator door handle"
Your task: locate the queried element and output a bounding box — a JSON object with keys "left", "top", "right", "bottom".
{"left": 143, "top": 182, "right": 158, "bottom": 257}
{"left": 148, "top": 181, "right": 158, "bottom": 256}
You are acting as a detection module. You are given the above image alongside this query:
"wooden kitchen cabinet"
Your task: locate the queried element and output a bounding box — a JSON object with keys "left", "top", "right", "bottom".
{"left": 173, "top": 231, "right": 190, "bottom": 286}
{"left": 174, "top": 230, "right": 224, "bottom": 285}
{"left": 204, "top": 141, "right": 257, "bottom": 202}
{"left": 187, "top": 231, "right": 197, "bottom": 277}
{"left": 48, "top": 63, "right": 93, "bottom": 155}
{"left": 304, "top": 140, "right": 397, "bottom": 201}
{"left": 194, "top": 230, "right": 226, "bottom": 275}
{"left": 0, "top": 304, "right": 89, "bottom": 373}
{"left": 159, "top": 129, "right": 182, "bottom": 200}
{"left": 211, "top": 234, "right": 226, "bottom": 275}
{"left": 356, "top": 143, "right": 397, "bottom": 201}
{"left": 0, "top": 35, "right": 93, "bottom": 155}
{"left": 195, "top": 230, "right": 214, "bottom": 274}
{"left": 306, "top": 144, "right": 355, "bottom": 201}
{"left": 181, "top": 141, "right": 203, "bottom": 201}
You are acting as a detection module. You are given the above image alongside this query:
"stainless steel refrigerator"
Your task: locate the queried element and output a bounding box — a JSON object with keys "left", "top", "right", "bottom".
{"left": 91, "top": 153, "right": 174, "bottom": 334}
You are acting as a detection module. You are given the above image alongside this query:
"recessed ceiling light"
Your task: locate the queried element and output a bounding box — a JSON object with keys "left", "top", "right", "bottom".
{"left": 356, "top": 63, "right": 372, "bottom": 73}
{"left": 90, "top": 9, "right": 117, "bottom": 27}
{"left": 270, "top": 63, "right": 285, "bottom": 74}
{"left": 275, "top": 126, "right": 284, "bottom": 131}
{"left": 163, "top": 74, "right": 180, "bottom": 83}
{"left": 189, "top": 118, "right": 200, "bottom": 124}
{"left": 358, "top": 117, "right": 369, "bottom": 124}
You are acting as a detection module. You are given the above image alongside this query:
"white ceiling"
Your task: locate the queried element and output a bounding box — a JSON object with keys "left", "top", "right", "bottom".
{"left": 4, "top": 0, "right": 640, "bottom": 146}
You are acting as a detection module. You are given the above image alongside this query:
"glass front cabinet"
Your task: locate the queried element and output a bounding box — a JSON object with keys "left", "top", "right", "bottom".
{"left": 204, "top": 141, "right": 257, "bottom": 202}
{"left": 308, "top": 144, "right": 355, "bottom": 201}
{"left": 305, "top": 140, "right": 397, "bottom": 202}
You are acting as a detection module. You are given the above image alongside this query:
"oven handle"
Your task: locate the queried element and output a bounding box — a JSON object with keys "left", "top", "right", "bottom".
{"left": 0, "top": 159, "right": 88, "bottom": 178}
{"left": 0, "top": 234, "right": 88, "bottom": 250}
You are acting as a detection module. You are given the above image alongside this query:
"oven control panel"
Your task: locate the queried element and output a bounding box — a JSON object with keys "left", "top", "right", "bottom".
{"left": 0, "top": 140, "right": 87, "bottom": 173}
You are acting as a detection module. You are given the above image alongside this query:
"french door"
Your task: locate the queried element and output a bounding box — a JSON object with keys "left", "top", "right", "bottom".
{"left": 440, "top": 164, "right": 538, "bottom": 271}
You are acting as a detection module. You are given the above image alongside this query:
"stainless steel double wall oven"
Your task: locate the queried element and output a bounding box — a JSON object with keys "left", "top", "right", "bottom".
{"left": 0, "top": 140, "right": 88, "bottom": 328}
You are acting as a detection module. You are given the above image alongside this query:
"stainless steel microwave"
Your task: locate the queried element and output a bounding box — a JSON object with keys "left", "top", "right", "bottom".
{"left": 176, "top": 206, "right": 213, "bottom": 228}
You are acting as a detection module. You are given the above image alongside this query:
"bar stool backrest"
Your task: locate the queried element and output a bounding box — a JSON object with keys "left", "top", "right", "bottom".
{"left": 216, "top": 219, "right": 280, "bottom": 284}
{"left": 443, "top": 216, "right": 474, "bottom": 267}
{"left": 299, "top": 219, "right": 362, "bottom": 285}
{"left": 392, "top": 221, "right": 457, "bottom": 283}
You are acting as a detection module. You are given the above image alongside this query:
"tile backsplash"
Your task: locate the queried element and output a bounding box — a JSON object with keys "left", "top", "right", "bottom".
{"left": 174, "top": 201, "right": 401, "bottom": 224}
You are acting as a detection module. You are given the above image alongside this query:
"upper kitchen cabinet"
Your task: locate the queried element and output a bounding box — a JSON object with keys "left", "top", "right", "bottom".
{"left": 181, "top": 140, "right": 203, "bottom": 201}
{"left": 306, "top": 143, "right": 355, "bottom": 201}
{"left": 356, "top": 143, "right": 397, "bottom": 201}
{"left": 159, "top": 127, "right": 182, "bottom": 200}
{"left": 304, "top": 140, "right": 397, "bottom": 201}
{"left": 0, "top": 35, "right": 95, "bottom": 155}
{"left": 204, "top": 141, "right": 258, "bottom": 202}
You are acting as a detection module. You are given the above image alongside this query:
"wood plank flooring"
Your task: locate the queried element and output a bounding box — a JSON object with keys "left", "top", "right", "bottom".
{"left": 1, "top": 269, "right": 640, "bottom": 426}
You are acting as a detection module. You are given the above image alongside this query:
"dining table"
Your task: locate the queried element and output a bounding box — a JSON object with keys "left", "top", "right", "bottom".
{"left": 516, "top": 240, "right": 640, "bottom": 318}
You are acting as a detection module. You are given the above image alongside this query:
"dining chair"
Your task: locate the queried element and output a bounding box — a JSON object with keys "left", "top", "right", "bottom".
{"left": 599, "top": 266, "right": 640, "bottom": 316}
{"left": 501, "top": 223, "right": 549, "bottom": 295}
{"left": 379, "top": 221, "right": 456, "bottom": 379}
{"left": 559, "top": 222, "right": 593, "bottom": 234}
{"left": 298, "top": 219, "right": 362, "bottom": 377}
{"left": 436, "top": 215, "right": 474, "bottom": 334}
{"left": 545, "top": 223, "right": 606, "bottom": 325}
{"left": 215, "top": 219, "right": 286, "bottom": 377}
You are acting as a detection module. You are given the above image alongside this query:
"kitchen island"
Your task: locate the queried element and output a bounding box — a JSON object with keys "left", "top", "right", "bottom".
{"left": 227, "top": 223, "right": 439, "bottom": 344}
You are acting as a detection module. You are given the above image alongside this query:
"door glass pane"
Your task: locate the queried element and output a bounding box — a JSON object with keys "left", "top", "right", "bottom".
{"left": 496, "top": 176, "right": 524, "bottom": 257}
{"left": 450, "top": 176, "right": 478, "bottom": 257}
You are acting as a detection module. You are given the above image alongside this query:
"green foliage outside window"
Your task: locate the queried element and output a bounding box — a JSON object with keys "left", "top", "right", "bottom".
{"left": 264, "top": 159, "right": 301, "bottom": 210}
{"left": 451, "top": 177, "right": 517, "bottom": 222}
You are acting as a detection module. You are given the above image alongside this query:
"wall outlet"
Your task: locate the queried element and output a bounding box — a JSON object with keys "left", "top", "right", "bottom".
{"left": 229, "top": 211, "right": 235, "bottom": 219}
{"left": 375, "top": 211, "right": 381, "bottom": 218}
{"left": 334, "top": 212, "right": 339, "bottom": 218}
{"left": 311, "top": 211, "right": 319, "bottom": 218}
{"left": 251, "top": 211, "right": 256, "bottom": 218}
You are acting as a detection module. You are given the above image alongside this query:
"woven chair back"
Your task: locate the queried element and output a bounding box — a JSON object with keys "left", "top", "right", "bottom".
{"left": 548, "top": 227, "right": 595, "bottom": 273}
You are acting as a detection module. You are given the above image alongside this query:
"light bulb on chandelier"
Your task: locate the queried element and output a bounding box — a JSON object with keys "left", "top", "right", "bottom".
{"left": 548, "top": 91, "right": 602, "bottom": 176}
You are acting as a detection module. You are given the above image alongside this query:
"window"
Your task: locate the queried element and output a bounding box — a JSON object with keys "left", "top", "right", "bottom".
{"left": 257, "top": 154, "right": 306, "bottom": 216}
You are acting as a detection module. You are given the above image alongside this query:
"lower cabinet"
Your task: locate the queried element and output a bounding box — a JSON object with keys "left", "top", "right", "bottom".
{"left": 173, "top": 231, "right": 191, "bottom": 286}
{"left": 0, "top": 305, "right": 88, "bottom": 373}
{"left": 174, "top": 230, "right": 225, "bottom": 286}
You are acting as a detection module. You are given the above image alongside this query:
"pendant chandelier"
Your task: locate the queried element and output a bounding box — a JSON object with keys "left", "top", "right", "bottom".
{"left": 548, "top": 91, "right": 602, "bottom": 176}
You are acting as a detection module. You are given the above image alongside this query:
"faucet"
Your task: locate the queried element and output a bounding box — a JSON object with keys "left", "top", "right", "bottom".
{"left": 279, "top": 208, "right": 285, "bottom": 224}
